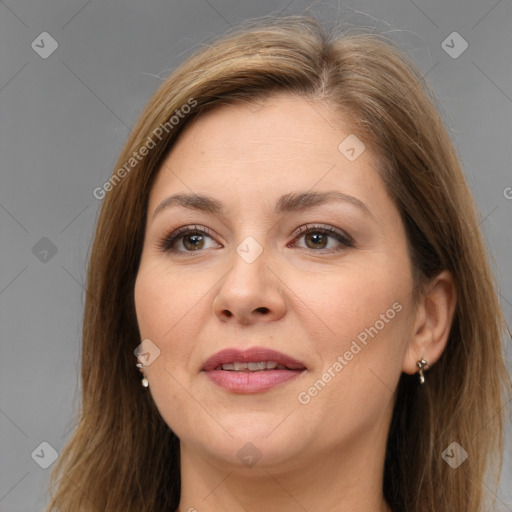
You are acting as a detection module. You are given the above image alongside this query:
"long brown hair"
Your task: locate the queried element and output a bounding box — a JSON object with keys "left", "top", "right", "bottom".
{"left": 46, "top": 15, "right": 511, "bottom": 512}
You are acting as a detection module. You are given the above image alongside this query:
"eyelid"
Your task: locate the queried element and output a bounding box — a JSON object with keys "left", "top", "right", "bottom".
{"left": 289, "top": 224, "right": 354, "bottom": 249}
{"left": 157, "top": 223, "right": 354, "bottom": 254}
{"left": 156, "top": 225, "right": 218, "bottom": 252}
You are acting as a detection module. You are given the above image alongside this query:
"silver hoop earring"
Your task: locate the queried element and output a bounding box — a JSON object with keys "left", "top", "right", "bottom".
{"left": 416, "top": 358, "right": 430, "bottom": 384}
{"left": 136, "top": 362, "right": 149, "bottom": 388}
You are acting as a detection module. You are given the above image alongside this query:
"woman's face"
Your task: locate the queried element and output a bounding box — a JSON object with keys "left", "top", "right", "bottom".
{"left": 134, "top": 93, "right": 417, "bottom": 470}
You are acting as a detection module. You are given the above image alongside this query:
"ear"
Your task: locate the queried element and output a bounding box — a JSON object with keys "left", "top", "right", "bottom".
{"left": 402, "top": 270, "right": 457, "bottom": 376}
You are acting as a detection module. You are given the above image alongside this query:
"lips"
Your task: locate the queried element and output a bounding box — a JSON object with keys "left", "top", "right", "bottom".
{"left": 201, "top": 347, "right": 306, "bottom": 371}
{"left": 201, "top": 347, "right": 307, "bottom": 393}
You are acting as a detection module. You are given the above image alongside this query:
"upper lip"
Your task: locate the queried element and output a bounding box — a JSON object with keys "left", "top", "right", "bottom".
{"left": 201, "top": 347, "right": 307, "bottom": 371}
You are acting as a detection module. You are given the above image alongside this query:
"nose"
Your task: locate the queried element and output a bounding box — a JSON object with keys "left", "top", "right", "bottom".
{"left": 213, "top": 243, "right": 287, "bottom": 326}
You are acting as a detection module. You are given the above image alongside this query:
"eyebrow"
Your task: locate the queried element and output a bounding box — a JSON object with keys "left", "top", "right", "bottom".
{"left": 152, "top": 190, "right": 375, "bottom": 220}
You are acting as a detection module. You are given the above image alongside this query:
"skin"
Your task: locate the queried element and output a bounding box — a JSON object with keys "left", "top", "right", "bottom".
{"left": 134, "top": 93, "right": 456, "bottom": 512}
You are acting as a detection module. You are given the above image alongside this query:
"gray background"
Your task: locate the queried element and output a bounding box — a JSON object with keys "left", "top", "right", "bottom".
{"left": 0, "top": 0, "right": 511, "bottom": 510}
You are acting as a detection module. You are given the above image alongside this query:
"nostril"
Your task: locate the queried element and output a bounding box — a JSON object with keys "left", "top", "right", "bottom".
{"left": 255, "top": 307, "right": 270, "bottom": 314}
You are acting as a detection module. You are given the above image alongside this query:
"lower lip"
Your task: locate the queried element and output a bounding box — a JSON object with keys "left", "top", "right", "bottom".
{"left": 203, "top": 369, "right": 304, "bottom": 393}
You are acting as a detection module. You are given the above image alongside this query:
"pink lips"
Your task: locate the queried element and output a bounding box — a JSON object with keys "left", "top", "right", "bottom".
{"left": 201, "top": 347, "right": 307, "bottom": 393}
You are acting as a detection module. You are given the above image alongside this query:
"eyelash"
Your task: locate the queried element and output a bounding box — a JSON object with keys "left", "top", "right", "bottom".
{"left": 158, "top": 225, "right": 215, "bottom": 253}
{"left": 157, "top": 224, "right": 354, "bottom": 254}
{"left": 291, "top": 224, "right": 354, "bottom": 251}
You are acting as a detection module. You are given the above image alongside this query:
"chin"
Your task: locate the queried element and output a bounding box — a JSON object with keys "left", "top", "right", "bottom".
{"left": 176, "top": 412, "right": 312, "bottom": 469}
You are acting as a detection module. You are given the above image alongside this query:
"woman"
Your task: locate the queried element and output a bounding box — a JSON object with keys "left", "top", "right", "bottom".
{"left": 46, "top": 15, "right": 510, "bottom": 512}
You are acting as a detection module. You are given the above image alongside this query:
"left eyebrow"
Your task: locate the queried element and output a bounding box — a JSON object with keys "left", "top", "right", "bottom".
{"left": 152, "top": 190, "right": 375, "bottom": 221}
{"left": 275, "top": 191, "right": 375, "bottom": 220}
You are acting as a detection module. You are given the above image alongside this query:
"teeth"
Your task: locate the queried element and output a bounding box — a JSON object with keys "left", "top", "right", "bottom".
{"left": 219, "top": 361, "right": 288, "bottom": 371}
{"left": 247, "top": 362, "right": 266, "bottom": 371}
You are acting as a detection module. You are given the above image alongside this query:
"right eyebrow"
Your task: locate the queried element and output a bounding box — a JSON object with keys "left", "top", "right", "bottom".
{"left": 152, "top": 190, "right": 375, "bottom": 221}
{"left": 153, "top": 193, "right": 223, "bottom": 220}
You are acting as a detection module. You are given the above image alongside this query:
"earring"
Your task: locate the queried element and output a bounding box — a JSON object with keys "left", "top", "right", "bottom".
{"left": 136, "top": 362, "right": 149, "bottom": 388}
{"left": 416, "top": 358, "right": 430, "bottom": 384}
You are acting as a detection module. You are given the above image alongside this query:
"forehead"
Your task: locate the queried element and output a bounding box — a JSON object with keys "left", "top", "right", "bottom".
{"left": 174, "top": 94, "right": 352, "bottom": 159}
{"left": 149, "top": 94, "right": 385, "bottom": 206}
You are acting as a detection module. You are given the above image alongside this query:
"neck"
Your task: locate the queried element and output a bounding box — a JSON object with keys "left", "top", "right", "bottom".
{"left": 176, "top": 420, "right": 392, "bottom": 512}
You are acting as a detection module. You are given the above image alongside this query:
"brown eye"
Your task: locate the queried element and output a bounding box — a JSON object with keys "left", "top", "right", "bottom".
{"left": 304, "top": 232, "right": 328, "bottom": 249}
{"left": 159, "top": 225, "right": 220, "bottom": 253}
{"left": 183, "top": 233, "right": 205, "bottom": 251}
{"left": 291, "top": 225, "right": 354, "bottom": 252}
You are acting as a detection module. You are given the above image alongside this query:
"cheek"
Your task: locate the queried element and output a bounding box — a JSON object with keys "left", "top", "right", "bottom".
{"left": 134, "top": 263, "right": 208, "bottom": 432}
{"left": 296, "top": 262, "right": 413, "bottom": 403}
{"left": 290, "top": 269, "right": 412, "bottom": 442}
{"left": 299, "top": 262, "right": 409, "bottom": 345}
{"left": 134, "top": 258, "right": 217, "bottom": 391}
{"left": 133, "top": 262, "right": 192, "bottom": 393}
{"left": 134, "top": 258, "right": 205, "bottom": 339}
{"left": 134, "top": 267, "right": 168, "bottom": 341}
